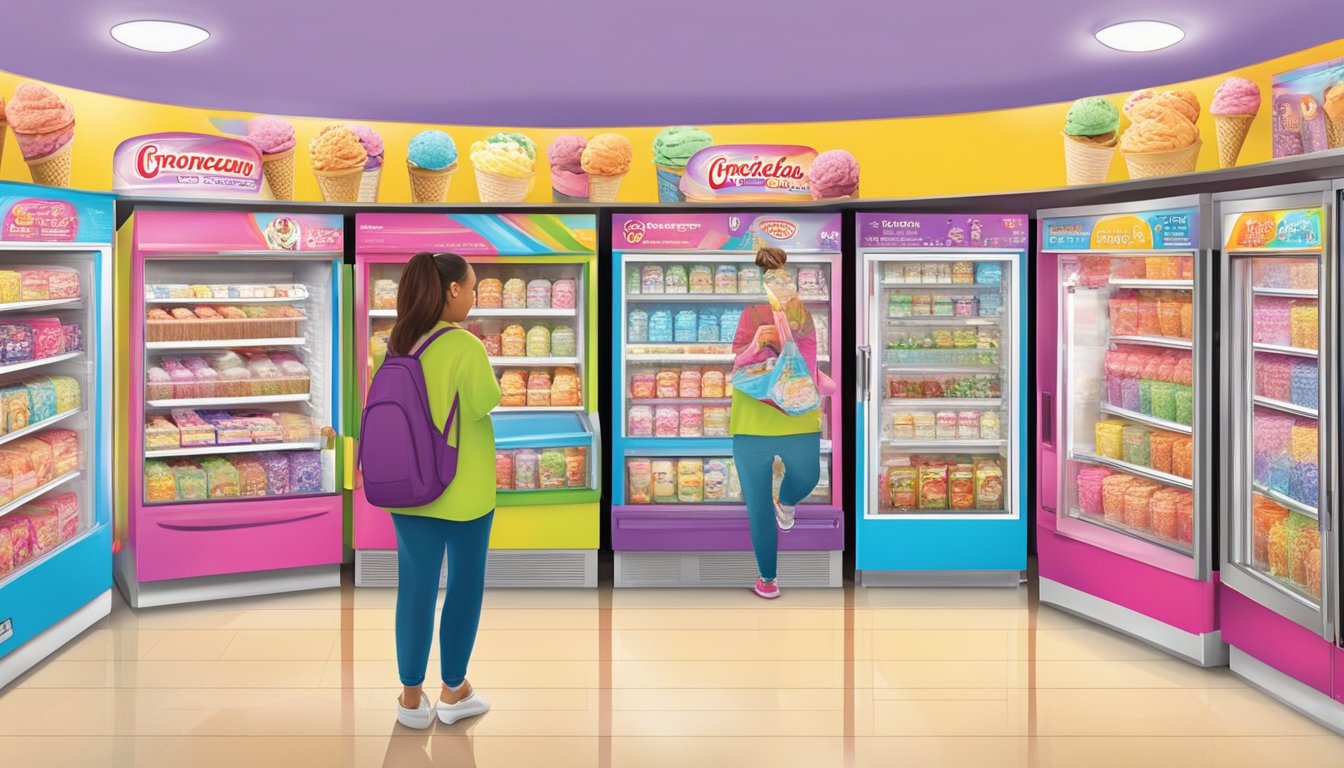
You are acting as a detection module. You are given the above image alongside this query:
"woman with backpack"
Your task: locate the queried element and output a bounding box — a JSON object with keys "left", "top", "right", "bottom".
{"left": 730, "top": 247, "right": 824, "bottom": 600}
{"left": 364, "top": 252, "right": 500, "bottom": 729}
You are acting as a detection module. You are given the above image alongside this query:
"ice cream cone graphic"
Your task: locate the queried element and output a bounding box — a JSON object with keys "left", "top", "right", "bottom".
{"left": 1213, "top": 115, "right": 1254, "bottom": 168}
{"left": 547, "top": 136, "right": 589, "bottom": 202}
{"left": 348, "top": 124, "right": 385, "bottom": 203}
{"left": 308, "top": 124, "right": 367, "bottom": 203}
{"left": 313, "top": 167, "right": 363, "bottom": 202}
{"left": 470, "top": 133, "right": 537, "bottom": 203}
{"left": 652, "top": 127, "right": 713, "bottom": 202}
{"left": 586, "top": 173, "right": 625, "bottom": 202}
{"left": 1324, "top": 84, "right": 1344, "bottom": 149}
{"left": 261, "top": 148, "right": 296, "bottom": 200}
{"left": 1061, "top": 98, "right": 1119, "bottom": 185}
{"left": 0, "top": 115, "right": 7, "bottom": 176}
{"left": 4, "top": 84, "right": 76, "bottom": 189}
{"left": 408, "top": 162, "right": 456, "bottom": 203}
{"left": 359, "top": 166, "right": 382, "bottom": 202}
{"left": 475, "top": 169, "right": 534, "bottom": 203}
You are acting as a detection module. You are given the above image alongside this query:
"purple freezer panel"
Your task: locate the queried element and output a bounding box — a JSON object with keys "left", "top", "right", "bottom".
{"left": 612, "top": 505, "right": 843, "bottom": 551}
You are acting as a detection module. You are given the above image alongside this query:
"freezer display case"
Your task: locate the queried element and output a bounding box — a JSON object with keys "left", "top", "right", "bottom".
{"left": 855, "top": 214, "right": 1028, "bottom": 586}
{"left": 1037, "top": 197, "right": 1227, "bottom": 666}
{"left": 1217, "top": 185, "right": 1344, "bottom": 734}
{"left": 352, "top": 213, "right": 599, "bottom": 588}
{"left": 0, "top": 184, "right": 113, "bottom": 689}
{"left": 610, "top": 213, "right": 843, "bottom": 588}
{"left": 115, "top": 210, "right": 344, "bottom": 608}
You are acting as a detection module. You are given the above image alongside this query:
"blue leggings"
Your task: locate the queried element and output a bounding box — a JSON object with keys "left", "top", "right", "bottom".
{"left": 732, "top": 433, "right": 821, "bottom": 581}
{"left": 391, "top": 511, "right": 494, "bottom": 688}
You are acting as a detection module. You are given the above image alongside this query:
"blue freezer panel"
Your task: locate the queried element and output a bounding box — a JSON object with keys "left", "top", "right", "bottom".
{"left": 0, "top": 525, "right": 111, "bottom": 661}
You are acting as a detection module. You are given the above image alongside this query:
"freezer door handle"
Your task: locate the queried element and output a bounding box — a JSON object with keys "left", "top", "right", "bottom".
{"left": 1040, "top": 392, "right": 1054, "bottom": 449}
{"left": 857, "top": 346, "right": 871, "bottom": 403}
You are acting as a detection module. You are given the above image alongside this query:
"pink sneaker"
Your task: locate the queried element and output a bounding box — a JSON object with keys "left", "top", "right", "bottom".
{"left": 753, "top": 577, "right": 780, "bottom": 600}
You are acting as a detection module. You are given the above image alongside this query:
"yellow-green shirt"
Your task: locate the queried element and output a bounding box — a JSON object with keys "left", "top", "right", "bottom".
{"left": 371, "top": 322, "right": 501, "bottom": 521}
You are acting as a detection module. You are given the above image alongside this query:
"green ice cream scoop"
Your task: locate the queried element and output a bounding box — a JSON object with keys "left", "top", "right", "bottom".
{"left": 1064, "top": 98, "right": 1121, "bottom": 137}
{"left": 653, "top": 126, "right": 714, "bottom": 168}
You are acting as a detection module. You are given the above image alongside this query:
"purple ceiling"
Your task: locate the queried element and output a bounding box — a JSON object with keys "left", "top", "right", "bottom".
{"left": 1, "top": 0, "right": 1341, "bottom": 127}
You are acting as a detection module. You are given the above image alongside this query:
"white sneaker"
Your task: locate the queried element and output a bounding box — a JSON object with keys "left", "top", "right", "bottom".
{"left": 396, "top": 692, "right": 434, "bottom": 730}
{"left": 775, "top": 499, "right": 796, "bottom": 532}
{"left": 437, "top": 690, "right": 491, "bottom": 725}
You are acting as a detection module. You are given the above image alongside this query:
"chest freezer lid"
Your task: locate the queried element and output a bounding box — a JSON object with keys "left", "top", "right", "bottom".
{"left": 493, "top": 411, "right": 590, "bottom": 448}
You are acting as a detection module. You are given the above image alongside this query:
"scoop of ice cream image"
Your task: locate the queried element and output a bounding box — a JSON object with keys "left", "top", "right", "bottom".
{"left": 470, "top": 133, "right": 537, "bottom": 203}
{"left": 1061, "top": 97, "right": 1120, "bottom": 185}
{"left": 247, "top": 116, "right": 297, "bottom": 200}
{"left": 1210, "top": 77, "right": 1262, "bottom": 167}
{"left": 1119, "top": 89, "right": 1202, "bottom": 179}
{"left": 0, "top": 94, "right": 7, "bottom": 175}
{"left": 547, "top": 135, "right": 588, "bottom": 202}
{"left": 264, "top": 216, "right": 300, "bottom": 251}
{"left": 4, "top": 83, "right": 76, "bottom": 187}
{"left": 652, "top": 126, "right": 713, "bottom": 202}
{"left": 407, "top": 130, "right": 458, "bottom": 203}
{"left": 1123, "top": 89, "right": 1157, "bottom": 119}
{"left": 347, "top": 124, "right": 385, "bottom": 202}
{"left": 808, "top": 149, "right": 860, "bottom": 199}
{"left": 580, "top": 133, "right": 632, "bottom": 202}
{"left": 308, "top": 124, "right": 368, "bottom": 202}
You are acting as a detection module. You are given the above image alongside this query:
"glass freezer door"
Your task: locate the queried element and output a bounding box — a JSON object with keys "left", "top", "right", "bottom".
{"left": 1224, "top": 247, "right": 1331, "bottom": 634}
{"left": 864, "top": 252, "right": 1017, "bottom": 520}
{"left": 1056, "top": 251, "right": 1206, "bottom": 577}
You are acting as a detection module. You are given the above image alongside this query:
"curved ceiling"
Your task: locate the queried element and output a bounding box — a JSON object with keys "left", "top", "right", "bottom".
{"left": 1, "top": 0, "right": 1341, "bottom": 127}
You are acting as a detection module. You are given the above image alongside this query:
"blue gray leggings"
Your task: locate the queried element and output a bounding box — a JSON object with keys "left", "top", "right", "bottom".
{"left": 732, "top": 433, "right": 822, "bottom": 581}
{"left": 391, "top": 511, "right": 494, "bottom": 688}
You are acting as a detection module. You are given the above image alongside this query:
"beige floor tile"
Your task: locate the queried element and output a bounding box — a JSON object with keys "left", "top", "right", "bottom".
{"left": 614, "top": 628, "right": 843, "bottom": 661}
{"left": 855, "top": 736, "right": 1029, "bottom": 767}
{"left": 219, "top": 629, "right": 339, "bottom": 661}
{"left": 612, "top": 658, "right": 843, "bottom": 689}
{"left": 610, "top": 736, "right": 844, "bottom": 768}
{"left": 141, "top": 629, "right": 239, "bottom": 661}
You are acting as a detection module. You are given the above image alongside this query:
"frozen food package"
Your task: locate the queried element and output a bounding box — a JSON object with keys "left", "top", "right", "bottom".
{"left": 8, "top": 438, "right": 53, "bottom": 484}
{"left": 44, "top": 268, "right": 80, "bottom": 299}
{"left": 289, "top": 451, "right": 322, "bottom": 494}
{"left": 26, "top": 491, "right": 79, "bottom": 542}
{"left": 272, "top": 412, "right": 315, "bottom": 442}
{"left": 199, "top": 457, "right": 240, "bottom": 498}
{"left": 626, "top": 459, "right": 652, "bottom": 504}
{"left": 676, "top": 458, "right": 703, "bottom": 503}
{"left": 0, "top": 271, "right": 19, "bottom": 303}
{"left": 0, "top": 517, "right": 33, "bottom": 571}
{"left": 17, "top": 507, "right": 60, "bottom": 552}
{"left": 18, "top": 270, "right": 48, "bottom": 301}
{"left": 24, "top": 378, "right": 56, "bottom": 423}
{"left": 48, "top": 375, "right": 80, "bottom": 413}
{"left": 0, "top": 385, "right": 29, "bottom": 434}
{"left": 144, "top": 460, "right": 177, "bottom": 502}
{"left": 0, "top": 323, "right": 34, "bottom": 363}
{"left": 22, "top": 317, "right": 61, "bottom": 359}
{"left": 256, "top": 453, "right": 292, "bottom": 496}
{"left": 34, "top": 429, "right": 80, "bottom": 476}
{"left": 372, "top": 279, "right": 399, "bottom": 309}
{"left": 539, "top": 448, "right": 567, "bottom": 490}
{"left": 231, "top": 457, "right": 269, "bottom": 497}
{"left": 170, "top": 459, "right": 207, "bottom": 501}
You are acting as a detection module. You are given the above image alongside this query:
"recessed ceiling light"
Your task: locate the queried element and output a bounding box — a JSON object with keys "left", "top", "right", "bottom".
{"left": 1095, "top": 20, "right": 1185, "bottom": 52}
{"left": 110, "top": 20, "right": 209, "bottom": 53}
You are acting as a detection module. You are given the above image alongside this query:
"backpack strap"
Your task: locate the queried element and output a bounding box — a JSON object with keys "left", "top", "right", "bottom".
{"left": 443, "top": 394, "right": 461, "bottom": 446}
{"left": 410, "top": 326, "right": 457, "bottom": 357}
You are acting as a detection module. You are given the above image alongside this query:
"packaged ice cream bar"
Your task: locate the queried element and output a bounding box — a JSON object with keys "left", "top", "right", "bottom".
{"left": 289, "top": 451, "right": 322, "bottom": 494}
{"left": 502, "top": 279, "right": 526, "bottom": 309}
{"left": 34, "top": 429, "right": 79, "bottom": 476}
{"left": 676, "top": 458, "right": 703, "bottom": 503}
{"left": 372, "top": 279, "right": 400, "bottom": 309}
{"left": 703, "top": 459, "right": 728, "bottom": 501}
{"left": 551, "top": 326, "right": 576, "bottom": 357}
{"left": 651, "top": 459, "right": 676, "bottom": 502}
{"left": 689, "top": 265, "right": 713, "bottom": 294}
{"left": 715, "top": 265, "right": 738, "bottom": 294}
{"left": 628, "top": 405, "right": 654, "bottom": 436}
{"left": 629, "top": 371, "right": 655, "bottom": 399}
{"left": 200, "top": 456, "right": 241, "bottom": 498}
{"left": 627, "top": 458, "right": 652, "bottom": 503}
{"left": 169, "top": 459, "right": 207, "bottom": 501}
{"left": 641, "top": 265, "right": 664, "bottom": 294}
{"left": 664, "top": 265, "right": 688, "bottom": 294}
{"left": 255, "top": 453, "right": 291, "bottom": 496}
{"left": 499, "top": 369, "right": 527, "bottom": 407}
{"left": 18, "top": 271, "right": 48, "bottom": 301}
{"left": 539, "top": 448, "right": 567, "bottom": 489}
{"left": 0, "top": 323, "right": 34, "bottom": 363}
{"left": 18, "top": 507, "right": 59, "bottom": 552}
{"left": 26, "top": 491, "right": 78, "bottom": 542}
{"left": 565, "top": 447, "right": 587, "bottom": 488}
{"left": 24, "top": 378, "right": 56, "bottom": 423}
{"left": 527, "top": 371, "right": 552, "bottom": 406}
{"left": 550, "top": 367, "right": 581, "bottom": 406}
{"left": 513, "top": 449, "right": 539, "bottom": 490}
{"left": 0, "top": 272, "right": 19, "bottom": 303}
{"left": 526, "top": 325, "right": 551, "bottom": 357}
{"left": 527, "top": 279, "right": 553, "bottom": 309}
{"left": 144, "top": 459, "right": 178, "bottom": 502}
{"left": 476, "top": 278, "right": 503, "bottom": 309}
{"left": 674, "top": 310, "right": 697, "bottom": 342}
{"left": 501, "top": 324, "right": 526, "bottom": 357}
{"left": 495, "top": 451, "right": 515, "bottom": 490}
{"left": 231, "top": 456, "right": 268, "bottom": 497}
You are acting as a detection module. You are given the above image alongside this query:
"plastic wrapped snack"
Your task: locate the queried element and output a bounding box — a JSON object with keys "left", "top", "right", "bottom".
{"left": 23, "top": 377, "right": 55, "bottom": 423}
{"left": 171, "top": 409, "right": 216, "bottom": 447}
{"left": 256, "top": 452, "right": 291, "bottom": 495}
{"left": 18, "top": 507, "right": 60, "bottom": 552}
{"left": 0, "top": 517, "right": 33, "bottom": 571}
{"left": 21, "top": 317, "right": 61, "bottom": 359}
{"left": 372, "top": 279, "right": 399, "bottom": 309}
{"left": 145, "top": 416, "right": 181, "bottom": 450}
{"left": 170, "top": 459, "right": 207, "bottom": 501}
{"left": 289, "top": 452, "right": 321, "bottom": 494}
{"left": 0, "top": 449, "right": 38, "bottom": 499}
{"left": 18, "top": 270, "right": 48, "bottom": 301}
{"left": 26, "top": 492, "right": 78, "bottom": 542}
{"left": 0, "top": 386, "right": 27, "bottom": 436}
{"left": 60, "top": 323, "right": 81, "bottom": 354}
{"left": 229, "top": 456, "right": 268, "bottom": 497}
{"left": 502, "top": 278, "right": 526, "bottom": 309}
{"left": 48, "top": 375, "right": 80, "bottom": 413}
{"left": 34, "top": 429, "right": 79, "bottom": 476}
{"left": 200, "top": 412, "right": 253, "bottom": 445}
{"left": 0, "top": 323, "right": 34, "bottom": 363}
{"left": 271, "top": 412, "right": 315, "bottom": 442}
{"left": 0, "top": 271, "right": 19, "bottom": 303}
{"left": 200, "top": 457, "right": 241, "bottom": 498}
{"left": 193, "top": 306, "right": 221, "bottom": 320}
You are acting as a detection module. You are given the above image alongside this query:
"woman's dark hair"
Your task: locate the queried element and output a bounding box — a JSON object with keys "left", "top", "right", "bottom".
{"left": 388, "top": 252, "right": 470, "bottom": 356}
{"left": 755, "top": 247, "right": 788, "bottom": 270}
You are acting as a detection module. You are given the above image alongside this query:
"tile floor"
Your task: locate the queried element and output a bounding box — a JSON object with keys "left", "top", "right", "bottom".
{"left": 3, "top": 575, "right": 1344, "bottom": 767}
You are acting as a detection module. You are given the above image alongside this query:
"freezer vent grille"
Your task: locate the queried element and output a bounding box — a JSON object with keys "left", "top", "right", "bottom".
{"left": 616, "top": 553, "right": 683, "bottom": 586}
{"left": 355, "top": 550, "right": 595, "bottom": 588}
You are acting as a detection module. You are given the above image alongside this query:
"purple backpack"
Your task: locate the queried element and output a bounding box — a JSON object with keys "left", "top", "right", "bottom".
{"left": 358, "top": 327, "right": 462, "bottom": 508}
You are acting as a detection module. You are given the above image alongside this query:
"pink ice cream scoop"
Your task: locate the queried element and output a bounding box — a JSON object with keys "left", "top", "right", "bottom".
{"left": 246, "top": 116, "right": 296, "bottom": 155}
{"left": 548, "top": 135, "right": 587, "bottom": 174}
{"left": 347, "top": 123, "right": 384, "bottom": 169}
{"left": 1211, "top": 77, "right": 1262, "bottom": 116}
{"left": 808, "top": 149, "right": 859, "bottom": 200}
{"left": 4, "top": 84, "right": 74, "bottom": 159}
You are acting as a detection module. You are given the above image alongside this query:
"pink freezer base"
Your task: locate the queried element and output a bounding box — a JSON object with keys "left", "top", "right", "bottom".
{"left": 1221, "top": 583, "right": 1334, "bottom": 696}
{"left": 354, "top": 489, "right": 394, "bottom": 550}
{"left": 1037, "top": 521, "right": 1218, "bottom": 636}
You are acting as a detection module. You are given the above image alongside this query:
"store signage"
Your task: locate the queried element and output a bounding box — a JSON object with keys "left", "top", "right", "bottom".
{"left": 0, "top": 183, "right": 112, "bottom": 243}
{"left": 613, "top": 213, "right": 841, "bottom": 252}
{"left": 858, "top": 214, "right": 1029, "bottom": 249}
{"left": 133, "top": 210, "right": 343, "bottom": 253}
{"left": 1041, "top": 207, "right": 1198, "bottom": 251}
{"left": 355, "top": 214, "right": 597, "bottom": 255}
{"left": 112, "top": 132, "right": 265, "bottom": 198}
{"left": 680, "top": 145, "right": 817, "bottom": 202}
{"left": 1224, "top": 208, "right": 1324, "bottom": 251}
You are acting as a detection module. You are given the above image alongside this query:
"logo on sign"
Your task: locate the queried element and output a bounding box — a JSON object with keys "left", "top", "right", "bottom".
{"left": 623, "top": 220, "right": 646, "bottom": 244}
{"left": 756, "top": 219, "right": 799, "bottom": 240}
{"left": 113, "top": 133, "right": 265, "bottom": 199}
{"left": 682, "top": 145, "right": 818, "bottom": 202}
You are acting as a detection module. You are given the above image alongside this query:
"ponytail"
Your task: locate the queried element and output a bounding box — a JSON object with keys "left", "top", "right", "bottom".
{"left": 755, "top": 247, "right": 788, "bottom": 270}
{"left": 388, "top": 252, "right": 470, "bottom": 357}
